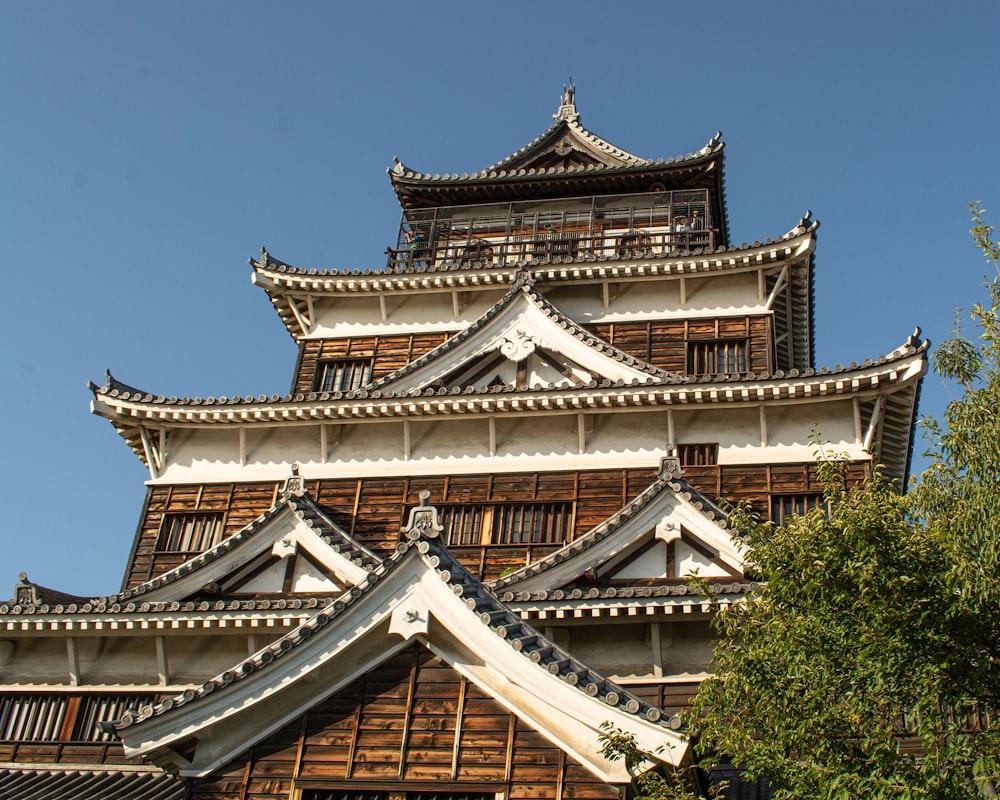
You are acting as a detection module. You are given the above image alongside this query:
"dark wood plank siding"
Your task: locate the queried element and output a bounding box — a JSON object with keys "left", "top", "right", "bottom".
{"left": 127, "top": 463, "right": 866, "bottom": 587}
{"left": 293, "top": 334, "right": 451, "bottom": 395}
{"left": 189, "top": 646, "right": 622, "bottom": 800}
{"left": 586, "top": 316, "right": 772, "bottom": 374}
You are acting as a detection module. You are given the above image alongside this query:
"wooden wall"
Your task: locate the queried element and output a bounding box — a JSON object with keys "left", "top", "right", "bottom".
{"left": 125, "top": 464, "right": 867, "bottom": 589}
{"left": 189, "top": 646, "right": 623, "bottom": 800}
{"left": 291, "top": 315, "right": 773, "bottom": 394}
{"left": 585, "top": 316, "right": 772, "bottom": 375}
{"left": 293, "top": 334, "right": 450, "bottom": 395}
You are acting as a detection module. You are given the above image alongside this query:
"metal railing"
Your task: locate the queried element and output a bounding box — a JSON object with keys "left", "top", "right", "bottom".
{"left": 386, "top": 191, "right": 715, "bottom": 272}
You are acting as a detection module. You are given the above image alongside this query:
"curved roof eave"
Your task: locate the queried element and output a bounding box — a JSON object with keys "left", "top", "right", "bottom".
{"left": 106, "top": 501, "right": 688, "bottom": 777}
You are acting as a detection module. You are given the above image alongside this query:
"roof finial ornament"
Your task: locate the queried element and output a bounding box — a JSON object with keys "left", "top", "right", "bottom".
{"left": 280, "top": 463, "right": 307, "bottom": 499}
{"left": 554, "top": 79, "right": 579, "bottom": 123}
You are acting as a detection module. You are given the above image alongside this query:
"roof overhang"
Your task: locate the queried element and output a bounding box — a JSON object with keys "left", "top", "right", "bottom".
{"left": 108, "top": 526, "right": 687, "bottom": 779}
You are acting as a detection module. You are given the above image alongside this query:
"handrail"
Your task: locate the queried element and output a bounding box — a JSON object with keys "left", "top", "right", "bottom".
{"left": 385, "top": 227, "right": 716, "bottom": 272}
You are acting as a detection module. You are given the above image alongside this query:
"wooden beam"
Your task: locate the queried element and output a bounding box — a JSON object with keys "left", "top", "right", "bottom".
{"left": 138, "top": 426, "right": 159, "bottom": 479}
{"left": 764, "top": 264, "right": 789, "bottom": 308}
{"left": 403, "top": 420, "right": 411, "bottom": 461}
{"left": 450, "top": 677, "right": 468, "bottom": 780}
{"left": 66, "top": 637, "right": 79, "bottom": 686}
{"left": 155, "top": 635, "right": 169, "bottom": 686}
{"left": 489, "top": 416, "right": 496, "bottom": 457}
{"left": 759, "top": 404, "right": 768, "bottom": 446}
{"left": 398, "top": 649, "right": 419, "bottom": 779}
{"left": 863, "top": 395, "right": 885, "bottom": 452}
{"left": 238, "top": 428, "right": 247, "bottom": 467}
{"left": 378, "top": 294, "right": 388, "bottom": 321}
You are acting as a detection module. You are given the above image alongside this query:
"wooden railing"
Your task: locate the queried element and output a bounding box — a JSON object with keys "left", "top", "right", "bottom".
{"left": 385, "top": 226, "right": 716, "bottom": 272}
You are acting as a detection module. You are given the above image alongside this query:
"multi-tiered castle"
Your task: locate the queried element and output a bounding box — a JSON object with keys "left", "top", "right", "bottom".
{"left": 1, "top": 86, "right": 926, "bottom": 800}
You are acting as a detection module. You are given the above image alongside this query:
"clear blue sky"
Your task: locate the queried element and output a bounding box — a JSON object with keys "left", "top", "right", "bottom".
{"left": 2, "top": 1, "right": 998, "bottom": 596}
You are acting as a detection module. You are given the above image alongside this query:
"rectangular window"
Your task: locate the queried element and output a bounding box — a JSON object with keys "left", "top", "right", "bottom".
{"left": 315, "top": 359, "right": 373, "bottom": 393}
{"left": 678, "top": 443, "right": 718, "bottom": 466}
{"left": 302, "top": 792, "right": 495, "bottom": 800}
{"left": 157, "top": 512, "right": 225, "bottom": 552}
{"left": 0, "top": 694, "right": 156, "bottom": 742}
{"left": 688, "top": 340, "right": 747, "bottom": 376}
{"left": 492, "top": 502, "right": 571, "bottom": 545}
{"left": 771, "top": 493, "right": 826, "bottom": 526}
{"left": 424, "top": 503, "right": 573, "bottom": 547}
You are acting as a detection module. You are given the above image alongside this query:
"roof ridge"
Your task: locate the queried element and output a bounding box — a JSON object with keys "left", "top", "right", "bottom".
{"left": 110, "top": 494, "right": 683, "bottom": 734}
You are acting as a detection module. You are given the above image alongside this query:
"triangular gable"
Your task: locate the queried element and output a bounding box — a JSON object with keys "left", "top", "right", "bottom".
{"left": 369, "top": 273, "right": 674, "bottom": 396}
{"left": 491, "top": 459, "right": 744, "bottom": 595}
{"left": 108, "top": 495, "right": 687, "bottom": 780}
{"left": 487, "top": 85, "right": 650, "bottom": 173}
{"left": 120, "top": 475, "right": 380, "bottom": 604}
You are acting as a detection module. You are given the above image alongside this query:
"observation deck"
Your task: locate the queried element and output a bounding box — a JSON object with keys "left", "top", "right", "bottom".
{"left": 386, "top": 190, "right": 716, "bottom": 272}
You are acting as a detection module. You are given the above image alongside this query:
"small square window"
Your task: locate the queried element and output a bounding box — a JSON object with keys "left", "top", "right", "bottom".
{"left": 688, "top": 340, "right": 747, "bottom": 376}
{"left": 315, "top": 359, "right": 373, "bottom": 393}
{"left": 157, "top": 512, "right": 225, "bottom": 552}
{"left": 678, "top": 443, "right": 718, "bottom": 466}
{"left": 771, "top": 493, "right": 826, "bottom": 526}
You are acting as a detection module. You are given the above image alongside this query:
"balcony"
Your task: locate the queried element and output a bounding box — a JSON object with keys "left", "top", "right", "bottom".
{"left": 386, "top": 190, "right": 716, "bottom": 272}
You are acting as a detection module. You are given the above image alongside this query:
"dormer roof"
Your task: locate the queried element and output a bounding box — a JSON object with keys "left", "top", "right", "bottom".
{"left": 106, "top": 495, "right": 688, "bottom": 779}
{"left": 491, "top": 459, "right": 744, "bottom": 595}
{"left": 367, "top": 271, "right": 675, "bottom": 395}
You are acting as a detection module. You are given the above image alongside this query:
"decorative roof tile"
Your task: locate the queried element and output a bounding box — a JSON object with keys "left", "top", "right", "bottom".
{"left": 110, "top": 493, "right": 685, "bottom": 734}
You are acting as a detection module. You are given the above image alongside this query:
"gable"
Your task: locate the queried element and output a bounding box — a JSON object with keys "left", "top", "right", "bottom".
{"left": 370, "top": 279, "right": 671, "bottom": 396}
{"left": 109, "top": 511, "right": 686, "bottom": 779}
{"left": 128, "top": 490, "right": 377, "bottom": 604}
{"left": 492, "top": 462, "right": 744, "bottom": 595}
{"left": 194, "top": 645, "right": 624, "bottom": 798}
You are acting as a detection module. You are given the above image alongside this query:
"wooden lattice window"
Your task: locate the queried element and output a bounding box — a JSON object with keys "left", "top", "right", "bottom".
{"left": 157, "top": 512, "right": 225, "bottom": 552}
{"left": 430, "top": 503, "right": 573, "bottom": 547}
{"left": 678, "top": 443, "right": 718, "bottom": 466}
{"left": 688, "top": 339, "right": 748, "bottom": 375}
{"left": 315, "top": 359, "right": 373, "bottom": 393}
{"left": 771, "top": 493, "right": 827, "bottom": 527}
{"left": 492, "top": 503, "right": 571, "bottom": 545}
{"left": 0, "top": 693, "right": 156, "bottom": 742}
{"left": 302, "top": 792, "right": 496, "bottom": 800}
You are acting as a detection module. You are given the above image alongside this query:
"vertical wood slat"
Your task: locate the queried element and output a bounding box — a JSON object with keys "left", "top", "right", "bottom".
{"left": 398, "top": 650, "right": 420, "bottom": 779}
{"left": 504, "top": 715, "right": 516, "bottom": 785}
{"left": 555, "top": 749, "right": 566, "bottom": 800}
{"left": 238, "top": 746, "right": 254, "bottom": 800}
{"left": 450, "top": 677, "right": 468, "bottom": 780}
{"left": 288, "top": 712, "right": 309, "bottom": 797}
{"left": 345, "top": 675, "right": 365, "bottom": 779}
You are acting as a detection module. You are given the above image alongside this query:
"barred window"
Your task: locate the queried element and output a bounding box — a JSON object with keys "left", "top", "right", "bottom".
{"left": 688, "top": 340, "right": 747, "bottom": 375}
{"left": 428, "top": 503, "right": 573, "bottom": 547}
{"left": 315, "top": 359, "right": 373, "bottom": 393}
{"left": 771, "top": 493, "right": 826, "bottom": 526}
{"left": 492, "top": 503, "right": 571, "bottom": 545}
{"left": 0, "top": 694, "right": 156, "bottom": 742}
{"left": 157, "top": 512, "right": 225, "bottom": 552}
{"left": 678, "top": 443, "right": 718, "bottom": 466}
{"left": 303, "top": 792, "right": 495, "bottom": 800}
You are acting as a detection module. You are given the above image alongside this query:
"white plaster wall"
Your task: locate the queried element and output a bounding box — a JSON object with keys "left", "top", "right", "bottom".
{"left": 151, "top": 397, "right": 870, "bottom": 484}
{"left": 307, "top": 291, "right": 505, "bottom": 338}
{"left": 535, "top": 272, "right": 764, "bottom": 322}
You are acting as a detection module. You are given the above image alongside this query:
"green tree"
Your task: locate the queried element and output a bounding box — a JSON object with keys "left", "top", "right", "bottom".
{"left": 686, "top": 204, "right": 1000, "bottom": 799}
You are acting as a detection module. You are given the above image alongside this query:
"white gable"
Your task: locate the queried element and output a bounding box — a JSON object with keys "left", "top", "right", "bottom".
{"left": 372, "top": 282, "right": 670, "bottom": 395}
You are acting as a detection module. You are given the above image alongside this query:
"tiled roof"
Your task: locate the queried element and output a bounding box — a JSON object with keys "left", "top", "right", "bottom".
{"left": 249, "top": 214, "right": 810, "bottom": 281}
{"left": 110, "top": 499, "right": 684, "bottom": 735}
{"left": 91, "top": 332, "right": 927, "bottom": 411}
{"left": 0, "top": 765, "right": 184, "bottom": 800}
{"left": 3, "top": 487, "right": 379, "bottom": 614}
{"left": 389, "top": 133, "right": 721, "bottom": 185}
